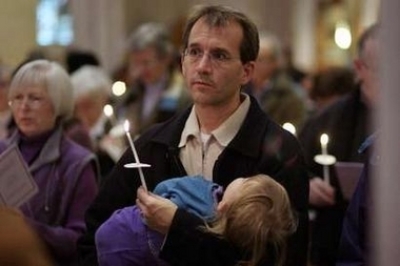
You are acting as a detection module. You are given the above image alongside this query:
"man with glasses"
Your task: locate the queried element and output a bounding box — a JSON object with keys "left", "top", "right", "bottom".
{"left": 78, "top": 5, "right": 309, "bottom": 266}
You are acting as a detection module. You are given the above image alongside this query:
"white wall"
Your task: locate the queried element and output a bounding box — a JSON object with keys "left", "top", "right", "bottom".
{"left": 0, "top": 0, "right": 36, "bottom": 68}
{"left": 291, "top": 0, "right": 317, "bottom": 72}
{"left": 70, "top": 0, "right": 126, "bottom": 73}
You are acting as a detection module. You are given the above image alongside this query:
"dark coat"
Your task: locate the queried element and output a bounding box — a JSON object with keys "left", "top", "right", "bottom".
{"left": 160, "top": 209, "right": 242, "bottom": 266}
{"left": 78, "top": 96, "right": 309, "bottom": 266}
{"left": 244, "top": 73, "right": 307, "bottom": 130}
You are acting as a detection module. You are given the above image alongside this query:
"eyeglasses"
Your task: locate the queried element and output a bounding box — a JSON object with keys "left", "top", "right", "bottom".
{"left": 183, "top": 47, "right": 240, "bottom": 67}
{"left": 8, "top": 95, "right": 46, "bottom": 109}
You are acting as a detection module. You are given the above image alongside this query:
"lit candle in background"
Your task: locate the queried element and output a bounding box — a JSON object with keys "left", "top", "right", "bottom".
{"left": 320, "top": 133, "right": 329, "bottom": 155}
{"left": 103, "top": 104, "right": 117, "bottom": 126}
{"left": 320, "top": 133, "right": 330, "bottom": 183}
{"left": 112, "top": 81, "right": 127, "bottom": 97}
{"left": 124, "top": 120, "right": 147, "bottom": 191}
{"left": 283, "top": 122, "right": 296, "bottom": 136}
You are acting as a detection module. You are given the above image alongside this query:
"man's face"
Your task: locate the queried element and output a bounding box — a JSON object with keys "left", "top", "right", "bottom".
{"left": 129, "top": 47, "right": 169, "bottom": 86}
{"left": 181, "top": 18, "right": 254, "bottom": 108}
{"left": 74, "top": 94, "right": 108, "bottom": 129}
{"left": 354, "top": 38, "right": 380, "bottom": 107}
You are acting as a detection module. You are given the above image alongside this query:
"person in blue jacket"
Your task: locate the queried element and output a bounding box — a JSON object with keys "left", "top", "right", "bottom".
{"left": 337, "top": 133, "right": 378, "bottom": 266}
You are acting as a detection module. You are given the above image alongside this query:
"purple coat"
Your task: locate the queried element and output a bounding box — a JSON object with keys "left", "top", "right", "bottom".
{"left": 0, "top": 126, "right": 98, "bottom": 265}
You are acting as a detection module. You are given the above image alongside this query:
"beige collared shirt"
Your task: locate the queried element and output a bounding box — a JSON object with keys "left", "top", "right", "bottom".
{"left": 178, "top": 94, "right": 250, "bottom": 180}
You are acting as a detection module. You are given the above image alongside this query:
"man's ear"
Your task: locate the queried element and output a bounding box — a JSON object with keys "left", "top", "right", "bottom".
{"left": 353, "top": 58, "right": 364, "bottom": 83}
{"left": 353, "top": 58, "right": 363, "bottom": 72}
{"left": 241, "top": 61, "right": 255, "bottom": 85}
{"left": 181, "top": 55, "right": 186, "bottom": 76}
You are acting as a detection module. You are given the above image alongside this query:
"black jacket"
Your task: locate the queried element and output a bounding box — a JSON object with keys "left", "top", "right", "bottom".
{"left": 78, "top": 96, "right": 309, "bottom": 266}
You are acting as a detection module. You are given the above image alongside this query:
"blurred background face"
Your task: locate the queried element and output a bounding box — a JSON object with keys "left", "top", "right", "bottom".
{"left": 354, "top": 38, "right": 380, "bottom": 107}
{"left": 128, "top": 47, "right": 169, "bottom": 86}
{"left": 74, "top": 95, "right": 107, "bottom": 129}
{"left": 252, "top": 43, "right": 278, "bottom": 90}
{"left": 10, "top": 86, "right": 56, "bottom": 137}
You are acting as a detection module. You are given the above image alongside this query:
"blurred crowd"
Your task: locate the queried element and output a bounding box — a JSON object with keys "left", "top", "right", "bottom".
{"left": 0, "top": 5, "right": 379, "bottom": 266}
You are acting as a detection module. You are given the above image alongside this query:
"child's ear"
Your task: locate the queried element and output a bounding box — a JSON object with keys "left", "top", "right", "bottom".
{"left": 217, "top": 201, "right": 227, "bottom": 213}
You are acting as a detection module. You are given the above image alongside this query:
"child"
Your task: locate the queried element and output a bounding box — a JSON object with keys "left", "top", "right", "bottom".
{"left": 95, "top": 174, "right": 297, "bottom": 266}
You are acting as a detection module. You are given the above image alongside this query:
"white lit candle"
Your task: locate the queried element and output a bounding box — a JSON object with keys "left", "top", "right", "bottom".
{"left": 320, "top": 133, "right": 329, "bottom": 155}
{"left": 124, "top": 120, "right": 147, "bottom": 191}
{"left": 283, "top": 122, "right": 296, "bottom": 136}
{"left": 320, "top": 133, "right": 330, "bottom": 183}
{"left": 103, "top": 104, "right": 117, "bottom": 126}
{"left": 112, "top": 81, "right": 127, "bottom": 97}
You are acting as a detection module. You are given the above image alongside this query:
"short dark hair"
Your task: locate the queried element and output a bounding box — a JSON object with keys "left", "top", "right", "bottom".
{"left": 310, "top": 67, "right": 355, "bottom": 100}
{"left": 182, "top": 5, "right": 259, "bottom": 64}
{"left": 357, "top": 23, "right": 379, "bottom": 57}
{"left": 66, "top": 50, "right": 100, "bottom": 74}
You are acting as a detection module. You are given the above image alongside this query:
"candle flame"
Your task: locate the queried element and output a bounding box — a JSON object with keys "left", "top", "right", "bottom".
{"left": 124, "top": 120, "right": 130, "bottom": 133}
{"left": 103, "top": 104, "right": 114, "bottom": 117}
{"left": 283, "top": 122, "right": 296, "bottom": 135}
{"left": 320, "top": 133, "right": 329, "bottom": 145}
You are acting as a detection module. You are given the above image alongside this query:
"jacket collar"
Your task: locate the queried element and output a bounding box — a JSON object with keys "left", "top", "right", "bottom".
{"left": 227, "top": 95, "right": 271, "bottom": 157}
{"left": 7, "top": 126, "right": 63, "bottom": 172}
{"left": 150, "top": 95, "right": 270, "bottom": 158}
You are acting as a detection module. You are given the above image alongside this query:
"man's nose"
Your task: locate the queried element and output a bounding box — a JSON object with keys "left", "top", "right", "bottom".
{"left": 196, "top": 53, "right": 213, "bottom": 72}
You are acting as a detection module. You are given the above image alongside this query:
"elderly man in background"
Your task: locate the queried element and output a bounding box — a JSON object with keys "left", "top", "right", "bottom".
{"left": 299, "top": 24, "right": 379, "bottom": 266}
{"left": 117, "top": 22, "right": 191, "bottom": 137}
{"left": 244, "top": 33, "right": 307, "bottom": 130}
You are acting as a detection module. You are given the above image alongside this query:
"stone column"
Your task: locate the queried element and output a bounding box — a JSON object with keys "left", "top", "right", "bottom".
{"left": 291, "top": 0, "right": 317, "bottom": 72}
{"left": 373, "top": 0, "right": 400, "bottom": 264}
{"left": 70, "top": 0, "right": 126, "bottom": 73}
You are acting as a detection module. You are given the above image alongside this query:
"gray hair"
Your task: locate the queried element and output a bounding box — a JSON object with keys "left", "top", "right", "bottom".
{"left": 127, "top": 22, "right": 173, "bottom": 59}
{"left": 357, "top": 23, "right": 379, "bottom": 57}
{"left": 71, "top": 65, "right": 112, "bottom": 100}
{"left": 258, "top": 32, "right": 283, "bottom": 61}
{"left": 9, "top": 59, "right": 73, "bottom": 121}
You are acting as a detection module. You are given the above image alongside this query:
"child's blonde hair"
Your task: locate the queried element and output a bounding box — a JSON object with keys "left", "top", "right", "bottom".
{"left": 207, "top": 174, "right": 297, "bottom": 266}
